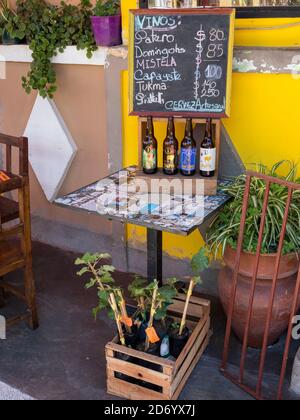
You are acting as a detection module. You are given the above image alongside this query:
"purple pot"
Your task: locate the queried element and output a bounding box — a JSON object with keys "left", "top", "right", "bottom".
{"left": 91, "top": 15, "right": 122, "bottom": 47}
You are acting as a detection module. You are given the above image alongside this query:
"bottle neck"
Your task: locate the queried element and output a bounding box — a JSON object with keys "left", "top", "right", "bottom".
{"left": 147, "top": 117, "right": 154, "bottom": 136}
{"left": 185, "top": 118, "right": 193, "bottom": 138}
{"left": 167, "top": 118, "right": 175, "bottom": 137}
{"left": 205, "top": 118, "right": 212, "bottom": 139}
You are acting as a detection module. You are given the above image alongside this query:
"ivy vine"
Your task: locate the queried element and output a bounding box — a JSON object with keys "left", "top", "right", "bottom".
{"left": 5, "top": 0, "right": 97, "bottom": 98}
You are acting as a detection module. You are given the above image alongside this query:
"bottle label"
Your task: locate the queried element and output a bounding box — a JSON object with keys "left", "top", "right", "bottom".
{"left": 143, "top": 146, "right": 157, "bottom": 170}
{"left": 180, "top": 148, "right": 196, "bottom": 172}
{"left": 164, "top": 146, "right": 178, "bottom": 171}
{"left": 200, "top": 148, "right": 216, "bottom": 172}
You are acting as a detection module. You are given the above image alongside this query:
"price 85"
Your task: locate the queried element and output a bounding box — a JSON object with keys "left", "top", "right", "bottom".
{"left": 207, "top": 44, "right": 224, "bottom": 59}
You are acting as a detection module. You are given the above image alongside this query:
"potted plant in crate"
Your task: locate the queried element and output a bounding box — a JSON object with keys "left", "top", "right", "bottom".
{"left": 207, "top": 161, "right": 300, "bottom": 348}
{"left": 131, "top": 279, "right": 177, "bottom": 356}
{"left": 169, "top": 248, "right": 210, "bottom": 358}
{"left": 91, "top": 0, "right": 122, "bottom": 47}
{"left": 0, "top": 0, "right": 24, "bottom": 44}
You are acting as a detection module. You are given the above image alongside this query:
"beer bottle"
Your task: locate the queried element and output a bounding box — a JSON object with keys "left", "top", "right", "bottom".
{"left": 180, "top": 118, "right": 197, "bottom": 176}
{"left": 143, "top": 117, "right": 157, "bottom": 175}
{"left": 163, "top": 117, "right": 178, "bottom": 176}
{"left": 200, "top": 118, "right": 216, "bottom": 177}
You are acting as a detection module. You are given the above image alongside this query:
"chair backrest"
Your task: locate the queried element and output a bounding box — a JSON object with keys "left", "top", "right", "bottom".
{"left": 0, "top": 133, "right": 28, "bottom": 177}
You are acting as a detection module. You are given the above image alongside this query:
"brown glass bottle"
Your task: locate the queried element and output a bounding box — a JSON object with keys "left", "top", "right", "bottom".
{"left": 142, "top": 117, "right": 157, "bottom": 175}
{"left": 200, "top": 118, "right": 216, "bottom": 178}
{"left": 163, "top": 117, "right": 178, "bottom": 176}
{"left": 180, "top": 118, "right": 197, "bottom": 176}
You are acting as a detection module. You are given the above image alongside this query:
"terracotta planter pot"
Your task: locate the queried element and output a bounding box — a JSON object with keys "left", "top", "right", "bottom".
{"left": 219, "top": 246, "right": 300, "bottom": 349}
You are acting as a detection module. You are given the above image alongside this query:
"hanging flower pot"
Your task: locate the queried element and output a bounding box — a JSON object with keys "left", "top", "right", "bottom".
{"left": 2, "top": 29, "right": 25, "bottom": 45}
{"left": 91, "top": 1, "right": 122, "bottom": 47}
{"left": 91, "top": 15, "right": 122, "bottom": 47}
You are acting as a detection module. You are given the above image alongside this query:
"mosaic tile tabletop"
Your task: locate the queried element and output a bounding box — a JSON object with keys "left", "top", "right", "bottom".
{"left": 55, "top": 167, "right": 231, "bottom": 236}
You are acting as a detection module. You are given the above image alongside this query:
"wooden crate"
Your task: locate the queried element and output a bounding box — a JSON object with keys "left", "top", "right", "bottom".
{"left": 105, "top": 294, "right": 211, "bottom": 400}
{"left": 136, "top": 117, "right": 221, "bottom": 196}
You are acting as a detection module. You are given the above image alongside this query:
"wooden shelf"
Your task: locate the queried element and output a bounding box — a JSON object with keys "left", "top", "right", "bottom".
{"left": 0, "top": 45, "right": 128, "bottom": 66}
{"left": 137, "top": 118, "right": 220, "bottom": 196}
{"left": 135, "top": 169, "right": 218, "bottom": 196}
{"left": 139, "top": 117, "right": 221, "bottom": 125}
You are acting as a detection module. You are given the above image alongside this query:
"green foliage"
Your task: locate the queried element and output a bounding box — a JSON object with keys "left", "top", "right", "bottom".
{"left": 191, "top": 247, "right": 210, "bottom": 276}
{"left": 129, "top": 277, "right": 178, "bottom": 322}
{"left": 0, "top": 0, "right": 15, "bottom": 22}
{"left": 207, "top": 161, "right": 300, "bottom": 257}
{"left": 5, "top": 0, "right": 97, "bottom": 98}
{"left": 75, "top": 252, "right": 118, "bottom": 320}
{"left": 128, "top": 276, "right": 148, "bottom": 301}
{"left": 93, "top": 0, "right": 120, "bottom": 17}
{"left": 188, "top": 247, "right": 210, "bottom": 291}
{"left": 150, "top": 279, "right": 178, "bottom": 322}
{"left": 171, "top": 321, "right": 180, "bottom": 332}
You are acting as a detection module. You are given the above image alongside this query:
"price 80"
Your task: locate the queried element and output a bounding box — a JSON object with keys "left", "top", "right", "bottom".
{"left": 207, "top": 28, "right": 225, "bottom": 59}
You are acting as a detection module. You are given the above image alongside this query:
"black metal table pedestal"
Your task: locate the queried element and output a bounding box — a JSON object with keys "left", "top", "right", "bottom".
{"left": 147, "top": 229, "right": 163, "bottom": 286}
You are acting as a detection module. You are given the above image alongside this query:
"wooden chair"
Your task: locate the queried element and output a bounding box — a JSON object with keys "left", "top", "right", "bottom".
{"left": 0, "top": 133, "right": 38, "bottom": 330}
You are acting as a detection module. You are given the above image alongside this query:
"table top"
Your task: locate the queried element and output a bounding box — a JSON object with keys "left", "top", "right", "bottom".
{"left": 55, "top": 167, "right": 231, "bottom": 236}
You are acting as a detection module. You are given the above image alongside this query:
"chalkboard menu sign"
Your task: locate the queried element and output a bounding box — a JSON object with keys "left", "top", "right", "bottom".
{"left": 129, "top": 8, "right": 235, "bottom": 118}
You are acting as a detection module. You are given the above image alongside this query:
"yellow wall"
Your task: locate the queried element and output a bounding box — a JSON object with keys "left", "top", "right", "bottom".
{"left": 121, "top": 1, "right": 300, "bottom": 260}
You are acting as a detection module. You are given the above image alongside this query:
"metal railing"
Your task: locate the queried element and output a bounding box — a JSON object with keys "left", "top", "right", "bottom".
{"left": 221, "top": 171, "right": 300, "bottom": 400}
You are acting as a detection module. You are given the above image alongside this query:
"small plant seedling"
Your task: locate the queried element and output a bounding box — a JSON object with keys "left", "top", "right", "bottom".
{"left": 144, "top": 279, "right": 178, "bottom": 350}
{"left": 75, "top": 252, "right": 127, "bottom": 345}
{"left": 171, "top": 322, "right": 180, "bottom": 333}
{"left": 178, "top": 248, "right": 210, "bottom": 336}
{"left": 128, "top": 276, "right": 148, "bottom": 319}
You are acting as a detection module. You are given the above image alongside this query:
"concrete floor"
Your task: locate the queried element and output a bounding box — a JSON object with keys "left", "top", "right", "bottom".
{"left": 0, "top": 242, "right": 297, "bottom": 400}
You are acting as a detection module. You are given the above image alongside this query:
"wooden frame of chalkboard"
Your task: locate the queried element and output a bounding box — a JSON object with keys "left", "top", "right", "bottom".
{"left": 129, "top": 8, "right": 235, "bottom": 118}
{"left": 139, "top": 1, "right": 300, "bottom": 19}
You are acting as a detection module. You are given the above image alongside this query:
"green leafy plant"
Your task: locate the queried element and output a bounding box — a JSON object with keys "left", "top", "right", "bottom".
{"left": 143, "top": 279, "right": 178, "bottom": 350}
{"left": 207, "top": 161, "right": 300, "bottom": 257}
{"left": 93, "top": 0, "right": 120, "bottom": 17}
{"left": 1, "top": 0, "right": 26, "bottom": 41}
{"left": 0, "top": 0, "right": 15, "bottom": 21}
{"left": 128, "top": 276, "right": 148, "bottom": 320}
{"left": 75, "top": 252, "right": 130, "bottom": 345}
{"left": 5, "top": 0, "right": 97, "bottom": 98}
{"left": 176, "top": 247, "right": 210, "bottom": 336}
